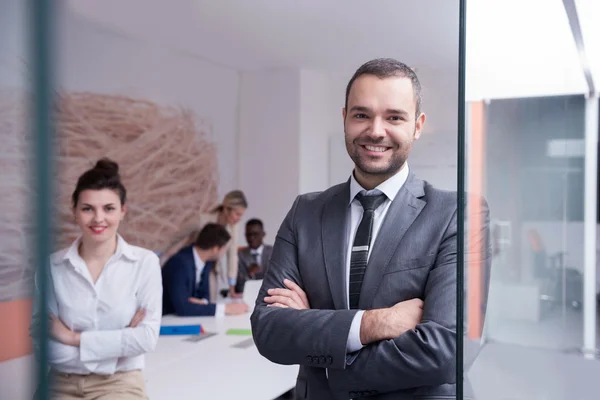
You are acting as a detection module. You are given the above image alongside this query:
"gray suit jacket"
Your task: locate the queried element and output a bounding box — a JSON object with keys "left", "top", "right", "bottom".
{"left": 235, "top": 245, "right": 273, "bottom": 293}
{"left": 251, "top": 173, "right": 491, "bottom": 400}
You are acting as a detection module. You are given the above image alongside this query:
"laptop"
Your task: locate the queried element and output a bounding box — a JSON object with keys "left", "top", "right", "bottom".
{"left": 242, "top": 279, "right": 263, "bottom": 312}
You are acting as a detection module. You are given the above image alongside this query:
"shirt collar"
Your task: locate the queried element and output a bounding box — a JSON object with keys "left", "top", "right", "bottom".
{"left": 60, "top": 234, "right": 139, "bottom": 267}
{"left": 250, "top": 245, "right": 264, "bottom": 255}
{"left": 192, "top": 246, "right": 205, "bottom": 270}
{"left": 348, "top": 163, "right": 410, "bottom": 205}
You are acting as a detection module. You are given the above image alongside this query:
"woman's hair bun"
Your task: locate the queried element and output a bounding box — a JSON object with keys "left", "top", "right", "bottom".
{"left": 93, "top": 157, "right": 120, "bottom": 176}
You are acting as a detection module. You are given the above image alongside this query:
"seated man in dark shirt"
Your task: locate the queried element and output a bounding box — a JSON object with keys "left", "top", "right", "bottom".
{"left": 162, "top": 223, "right": 248, "bottom": 316}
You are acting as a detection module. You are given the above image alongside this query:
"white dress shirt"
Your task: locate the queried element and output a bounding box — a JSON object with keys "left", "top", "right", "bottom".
{"left": 250, "top": 245, "right": 264, "bottom": 265}
{"left": 31, "top": 235, "right": 162, "bottom": 375}
{"left": 192, "top": 247, "right": 225, "bottom": 317}
{"left": 345, "top": 165, "right": 410, "bottom": 354}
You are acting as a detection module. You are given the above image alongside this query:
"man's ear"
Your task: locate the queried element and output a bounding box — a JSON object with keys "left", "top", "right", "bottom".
{"left": 414, "top": 112, "right": 426, "bottom": 140}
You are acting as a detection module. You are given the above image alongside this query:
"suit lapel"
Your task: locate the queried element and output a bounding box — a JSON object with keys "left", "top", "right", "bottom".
{"left": 359, "top": 173, "right": 426, "bottom": 309}
{"left": 322, "top": 182, "right": 351, "bottom": 310}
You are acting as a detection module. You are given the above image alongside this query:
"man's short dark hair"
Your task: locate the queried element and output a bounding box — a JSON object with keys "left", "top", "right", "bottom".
{"left": 344, "top": 58, "right": 422, "bottom": 118}
{"left": 246, "top": 218, "right": 264, "bottom": 230}
{"left": 195, "top": 223, "right": 231, "bottom": 250}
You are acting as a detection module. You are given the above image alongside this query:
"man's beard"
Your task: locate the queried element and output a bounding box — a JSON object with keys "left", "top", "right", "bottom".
{"left": 350, "top": 147, "right": 407, "bottom": 176}
{"left": 345, "top": 130, "right": 414, "bottom": 177}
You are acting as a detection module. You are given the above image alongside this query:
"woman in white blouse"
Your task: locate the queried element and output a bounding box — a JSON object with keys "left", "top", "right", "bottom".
{"left": 31, "top": 158, "right": 162, "bottom": 399}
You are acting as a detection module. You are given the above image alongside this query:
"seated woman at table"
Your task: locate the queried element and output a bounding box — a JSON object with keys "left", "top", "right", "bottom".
{"left": 162, "top": 223, "right": 249, "bottom": 317}
{"left": 30, "top": 158, "right": 162, "bottom": 399}
{"left": 159, "top": 190, "right": 248, "bottom": 300}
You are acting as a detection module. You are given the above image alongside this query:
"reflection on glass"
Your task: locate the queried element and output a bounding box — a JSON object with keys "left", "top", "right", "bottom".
{"left": 465, "top": 1, "right": 599, "bottom": 398}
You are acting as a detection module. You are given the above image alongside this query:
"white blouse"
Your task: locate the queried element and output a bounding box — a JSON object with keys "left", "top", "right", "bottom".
{"left": 31, "top": 235, "right": 162, "bottom": 375}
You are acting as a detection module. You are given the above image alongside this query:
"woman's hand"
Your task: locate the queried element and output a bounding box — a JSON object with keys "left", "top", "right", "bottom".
{"left": 128, "top": 309, "right": 146, "bottom": 328}
{"left": 49, "top": 314, "right": 80, "bottom": 347}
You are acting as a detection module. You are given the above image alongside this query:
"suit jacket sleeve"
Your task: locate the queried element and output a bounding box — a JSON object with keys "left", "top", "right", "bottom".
{"left": 164, "top": 257, "right": 216, "bottom": 317}
{"left": 250, "top": 196, "right": 359, "bottom": 370}
{"left": 326, "top": 197, "right": 492, "bottom": 395}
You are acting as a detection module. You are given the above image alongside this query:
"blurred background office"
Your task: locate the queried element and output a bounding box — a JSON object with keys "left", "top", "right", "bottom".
{"left": 465, "top": 1, "right": 600, "bottom": 399}
{"left": 0, "top": 0, "right": 598, "bottom": 399}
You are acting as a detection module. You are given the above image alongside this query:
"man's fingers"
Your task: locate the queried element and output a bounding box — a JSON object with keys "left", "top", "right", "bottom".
{"left": 283, "top": 279, "right": 309, "bottom": 306}
{"left": 264, "top": 295, "right": 297, "bottom": 308}
{"left": 283, "top": 279, "right": 305, "bottom": 296}
{"left": 267, "top": 288, "right": 294, "bottom": 297}
{"left": 271, "top": 288, "right": 304, "bottom": 308}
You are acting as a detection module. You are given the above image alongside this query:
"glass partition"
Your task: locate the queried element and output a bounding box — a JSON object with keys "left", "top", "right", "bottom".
{"left": 464, "top": 1, "right": 599, "bottom": 399}
{"left": 0, "top": 0, "right": 55, "bottom": 399}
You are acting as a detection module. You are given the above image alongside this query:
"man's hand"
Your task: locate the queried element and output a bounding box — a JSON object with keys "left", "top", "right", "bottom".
{"left": 225, "top": 302, "right": 249, "bottom": 315}
{"left": 49, "top": 314, "right": 80, "bottom": 347}
{"left": 248, "top": 263, "right": 261, "bottom": 279}
{"left": 264, "top": 279, "right": 310, "bottom": 310}
{"left": 188, "top": 297, "right": 209, "bottom": 305}
{"left": 128, "top": 308, "right": 146, "bottom": 328}
{"left": 360, "top": 298, "right": 424, "bottom": 345}
{"left": 229, "top": 286, "right": 243, "bottom": 299}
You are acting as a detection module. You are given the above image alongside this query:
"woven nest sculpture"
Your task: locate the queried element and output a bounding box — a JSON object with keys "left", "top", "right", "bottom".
{"left": 0, "top": 89, "right": 34, "bottom": 300}
{"left": 0, "top": 90, "right": 218, "bottom": 299}
{"left": 54, "top": 92, "right": 219, "bottom": 252}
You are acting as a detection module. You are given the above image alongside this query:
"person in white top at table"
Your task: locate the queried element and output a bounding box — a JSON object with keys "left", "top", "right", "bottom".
{"left": 30, "top": 158, "right": 162, "bottom": 400}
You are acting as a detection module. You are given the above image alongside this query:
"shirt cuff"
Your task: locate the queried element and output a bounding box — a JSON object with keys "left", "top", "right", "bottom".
{"left": 228, "top": 277, "right": 237, "bottom": 287}
{"left": 215, "top": 303, "right": 225, "bottom": 318}
{"left": 80, "top": 330, "right": 123, "bottom": 363}
{"left": 346, "top": 310, "right": 365, "bottom": 354}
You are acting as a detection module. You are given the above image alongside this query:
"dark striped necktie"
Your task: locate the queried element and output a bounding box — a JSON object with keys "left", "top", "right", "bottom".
{"left": 349, "top": 190, "right": 387, "bottom": 309}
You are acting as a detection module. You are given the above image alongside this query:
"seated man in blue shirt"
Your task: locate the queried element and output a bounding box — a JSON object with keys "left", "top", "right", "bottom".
{"left": 162, "top": 223, "right": 249, "bottom": 317}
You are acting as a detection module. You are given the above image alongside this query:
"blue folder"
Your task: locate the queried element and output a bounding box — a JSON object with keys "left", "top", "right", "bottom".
{"left": 160, "top": 324, "right": 202, "bottom": 335}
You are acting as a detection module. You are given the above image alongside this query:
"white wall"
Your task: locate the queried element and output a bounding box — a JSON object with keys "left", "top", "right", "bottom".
{"left": 299, "top": 70, "right": 335, "bottom": 194}
{"left": 56, "top": 7, "right": 241, "bottom": 198}
{"left": 238, "top": 68, "right": 301, "bottom": 240}
{"left": 309, "top": 66, "right": 460, "bottom": 191}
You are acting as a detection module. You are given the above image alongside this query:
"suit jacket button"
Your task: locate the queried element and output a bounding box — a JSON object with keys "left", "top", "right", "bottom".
{"left": 306, "top": 356, "right": 313, "bottom": 364}
{"left": 319, "top": 356, "right": 326, "bottom": 364}
{"left": 326, "top": 355, "right": 333, "bottom": 364}
{"left": 349, "top": 391, "right": 357, "bottom": 397}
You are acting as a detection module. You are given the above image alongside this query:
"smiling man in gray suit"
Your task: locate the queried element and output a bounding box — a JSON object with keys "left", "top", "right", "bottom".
{"left": 251, "top": 58, "right": 491, "bottom": 400}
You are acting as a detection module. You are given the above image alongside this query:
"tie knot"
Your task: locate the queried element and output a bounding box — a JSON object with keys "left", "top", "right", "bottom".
{"left": 356, "top": 190, "right": 387, "bottom": 211}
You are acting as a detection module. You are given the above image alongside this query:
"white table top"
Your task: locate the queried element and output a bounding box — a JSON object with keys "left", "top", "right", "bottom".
{"left": 145, "top": 313, "right": 298, "bottom": 400}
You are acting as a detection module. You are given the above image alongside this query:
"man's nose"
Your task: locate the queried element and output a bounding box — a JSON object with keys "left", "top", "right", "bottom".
{"left": 366, "top": 117, "right": 385, "bottom": 139}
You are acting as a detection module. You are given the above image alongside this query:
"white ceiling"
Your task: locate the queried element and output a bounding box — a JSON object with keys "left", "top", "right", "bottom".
{"left": 576, "top": 0, "right": 600, "bottom": 92}
{"left": 64, "top": 0, "right": 597, "bottom": 99}
{"left": 466, "top": 0, "right": 589, "bottom": 99}
{"left": 64, "top": 0, "right": 460, "bottom": 72}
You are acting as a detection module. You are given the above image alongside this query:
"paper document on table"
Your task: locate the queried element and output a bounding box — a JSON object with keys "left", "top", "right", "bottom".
{"left": 231, "top": 337, "right": 254, "bottom": 349}
{"left": 183, "top": 332, "right": 217, "bottom": 343}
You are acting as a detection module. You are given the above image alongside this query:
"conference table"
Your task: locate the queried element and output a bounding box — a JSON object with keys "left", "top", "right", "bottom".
{"left": 144, "top": 312, "right": 298, "bottom": 399}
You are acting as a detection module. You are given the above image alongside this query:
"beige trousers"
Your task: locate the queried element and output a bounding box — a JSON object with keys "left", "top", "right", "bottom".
{"left": 48, "top": 369, "right": 148, "bottom": 399}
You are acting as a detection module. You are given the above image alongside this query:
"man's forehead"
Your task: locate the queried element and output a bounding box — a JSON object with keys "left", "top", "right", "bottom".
{"left": 348, "top": 75, "right": 416, "bottom": 112}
